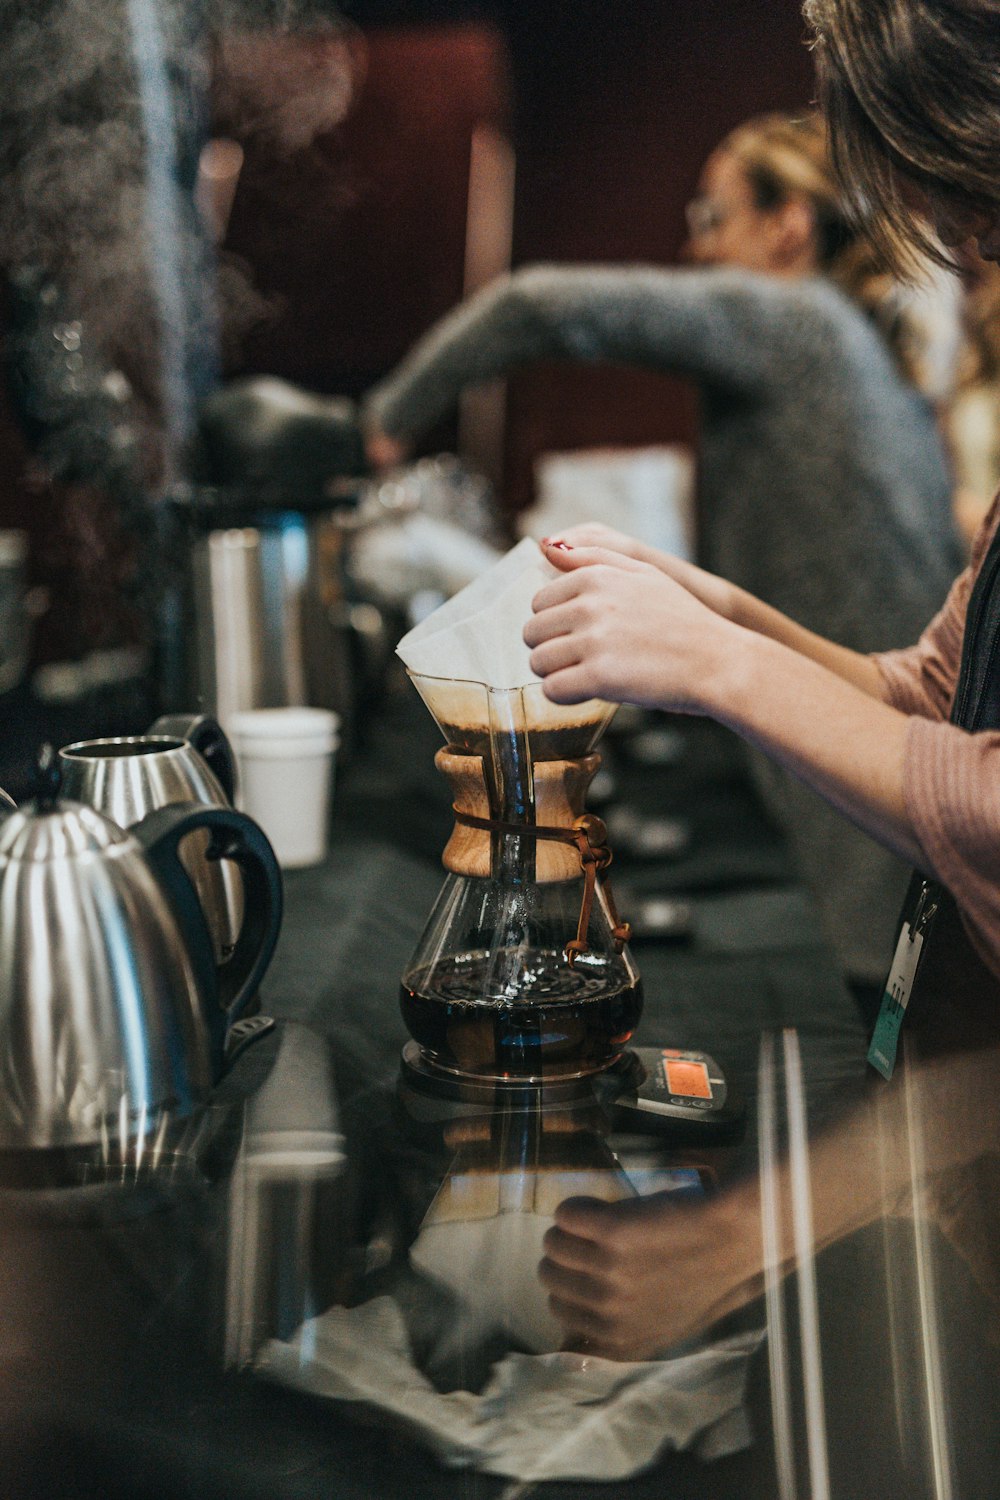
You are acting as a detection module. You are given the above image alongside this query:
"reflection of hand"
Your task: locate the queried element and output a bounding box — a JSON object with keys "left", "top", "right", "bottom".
{"left": 539, "top": 1188, "right": 757, "bottom": 1360}
{"left": 525, "top": 542, "right": 738, "bottom": 712}
{"left": 364, "top": 427, "right": 412, "bottom": 472}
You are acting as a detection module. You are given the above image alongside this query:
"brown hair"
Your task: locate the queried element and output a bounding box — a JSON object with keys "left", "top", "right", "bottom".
{"left": 804, "top": 0, "right": 1000, "bottom": 274}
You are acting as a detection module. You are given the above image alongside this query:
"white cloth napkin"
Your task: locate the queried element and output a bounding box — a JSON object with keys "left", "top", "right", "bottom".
{"left": 257, "top": 1295, "right": 764, "bottom": 1481}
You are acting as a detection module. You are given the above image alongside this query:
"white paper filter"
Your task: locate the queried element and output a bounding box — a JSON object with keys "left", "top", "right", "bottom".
{"left": 395, "top": 537, "right": 557, "bottom": 688}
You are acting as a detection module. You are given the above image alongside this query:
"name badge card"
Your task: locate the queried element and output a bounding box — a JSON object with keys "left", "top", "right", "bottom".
{"left": 868, "top": 923, "right": 924, "bottom": 1081}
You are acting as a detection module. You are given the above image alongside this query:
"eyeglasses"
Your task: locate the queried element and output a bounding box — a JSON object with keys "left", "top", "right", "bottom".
{"left": 684, "top": 196, "right": 729, "bottom": 239}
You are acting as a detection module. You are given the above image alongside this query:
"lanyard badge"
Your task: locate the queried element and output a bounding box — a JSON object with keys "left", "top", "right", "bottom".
{"left": 868, "top": 880, "right": 939, "bottom": 1080}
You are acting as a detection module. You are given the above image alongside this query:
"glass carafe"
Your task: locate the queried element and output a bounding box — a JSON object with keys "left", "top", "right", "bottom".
{"left": 401, "top": 674, "right": 643, "bottom": 1082}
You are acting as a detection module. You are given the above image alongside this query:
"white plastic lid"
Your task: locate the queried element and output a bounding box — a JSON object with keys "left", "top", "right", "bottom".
{"left": 228, "top": 707, "right": 340, "bottom": 756}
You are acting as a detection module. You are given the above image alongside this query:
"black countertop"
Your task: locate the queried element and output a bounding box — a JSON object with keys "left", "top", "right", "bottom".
{"left": 7, "top": 672, "right": 997, "bottom": 1498}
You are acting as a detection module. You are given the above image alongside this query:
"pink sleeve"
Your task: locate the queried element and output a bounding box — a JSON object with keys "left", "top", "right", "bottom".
{"left": 882, "top": 490, "right": 1000, "bottom": 978}
{"left": 904, "top": 716, "right": 1000, "bottom": 979}
{"left": 872, "top": 492, "right": 1000, "bottom": 721}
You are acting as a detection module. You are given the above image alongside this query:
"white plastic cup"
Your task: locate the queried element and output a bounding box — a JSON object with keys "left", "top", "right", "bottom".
{"left": 227, "top": 708, "right": 340, "bottom": 869}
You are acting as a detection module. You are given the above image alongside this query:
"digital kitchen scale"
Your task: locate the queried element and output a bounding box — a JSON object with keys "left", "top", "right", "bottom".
{"left": 596, "top": 1046, "right": 745, "bottom": 1143}
{"left": 398, "top": 1042, "right": 745, "bottom": 1146}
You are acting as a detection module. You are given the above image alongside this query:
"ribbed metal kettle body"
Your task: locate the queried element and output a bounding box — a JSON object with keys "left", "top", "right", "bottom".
{"left": 0, "top": 801, "right": 213, "bottom": 1150}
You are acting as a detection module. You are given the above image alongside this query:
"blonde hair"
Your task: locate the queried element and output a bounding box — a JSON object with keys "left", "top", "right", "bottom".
{"left": 721, "top": 110, "right": 916, "bottom": 378}
{"left": 959, "top": 267, "right": 1000, "bottom": 389}
{"left": 723, "top": 112, "right": 853, "bottom": 266}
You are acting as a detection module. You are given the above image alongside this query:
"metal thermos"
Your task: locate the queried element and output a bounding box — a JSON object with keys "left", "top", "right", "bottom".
{"left": 161, "top": 376, "right": 367, "bottom": 735}
{"left": 187, "top": 505, "right": 355, "bottom": 733}
{"left": 0, "top": 530, "right": 30, "bottom": 695}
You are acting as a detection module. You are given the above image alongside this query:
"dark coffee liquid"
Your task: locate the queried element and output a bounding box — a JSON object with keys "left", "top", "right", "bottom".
{"left": 437, "top": 722, "right": 606, "bottom": 761}
{"left": 400, "top": 948, "right": 643, "bottom": 1081}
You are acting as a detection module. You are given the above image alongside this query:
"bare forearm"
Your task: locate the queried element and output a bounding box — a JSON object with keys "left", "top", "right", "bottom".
{"left": 625, "top": 538, "right": 888, "bottom": 699}
{"left": 529, "top": 539, "right": 920, "bottom": 863}
{"left": 709, "top": 629, "right": 923, "bottom": 866}
{"left": 726, "top": 586, "right": 888, "bottom": 698}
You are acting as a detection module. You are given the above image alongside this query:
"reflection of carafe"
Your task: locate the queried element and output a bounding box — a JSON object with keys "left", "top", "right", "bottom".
{"left": 410, "top": 1105, "right": 635, "bottom": 1353}
{"left": 400, "top": 674, "right": 643, "bottom": 1083}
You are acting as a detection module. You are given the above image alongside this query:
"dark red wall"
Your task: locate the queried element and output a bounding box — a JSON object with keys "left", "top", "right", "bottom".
{"left": 226, "top": 24, "right": 511, "bottom": 390}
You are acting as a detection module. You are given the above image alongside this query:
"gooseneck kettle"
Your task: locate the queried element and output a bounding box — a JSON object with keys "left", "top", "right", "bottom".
{"left": 59, "top": 713, "right": 244, "bottom": 969}
{"left": 0, "top": 749, "right": 283, "bottom": 1157}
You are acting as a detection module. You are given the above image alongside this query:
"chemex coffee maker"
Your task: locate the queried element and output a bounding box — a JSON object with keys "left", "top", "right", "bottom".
{"left": 392, "top": 543, "right": 741, "bottom": 1140}
{"left": 400, "top": 672, "right": 641, "bottom": 1096}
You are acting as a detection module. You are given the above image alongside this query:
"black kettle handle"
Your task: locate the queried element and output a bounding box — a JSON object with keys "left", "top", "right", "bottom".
{"left": 149, "top": 714, "right": 238, "bottom": 805}
{"left": 134, "top": 804, "right": 284, "bottom": 1077}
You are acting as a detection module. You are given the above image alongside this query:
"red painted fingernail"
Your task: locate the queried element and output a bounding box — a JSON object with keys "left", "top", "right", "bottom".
{"left": 548, "top": 540, "right": 573, "bottom": 551}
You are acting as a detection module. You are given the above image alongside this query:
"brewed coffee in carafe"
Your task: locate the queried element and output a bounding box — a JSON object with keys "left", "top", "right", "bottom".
{"left": 401, "top": 673, "right": 642, "bottom": 1082}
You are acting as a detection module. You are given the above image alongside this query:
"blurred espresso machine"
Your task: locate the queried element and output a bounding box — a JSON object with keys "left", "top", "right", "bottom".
{"left": 160, "top": 376, "right": 370, "bottom": 741}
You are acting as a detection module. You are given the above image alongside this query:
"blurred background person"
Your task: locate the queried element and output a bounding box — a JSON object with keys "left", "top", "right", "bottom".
{"left": 361, "top": 110, "right": 965, "bottom": 1013}
{"left": 948, "top": 264, "right": 1000, "bottom": 547}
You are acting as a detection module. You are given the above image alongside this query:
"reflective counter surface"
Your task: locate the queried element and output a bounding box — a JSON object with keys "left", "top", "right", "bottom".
{"left": 2, "top": 674, "right": 999, "bottom": 1499}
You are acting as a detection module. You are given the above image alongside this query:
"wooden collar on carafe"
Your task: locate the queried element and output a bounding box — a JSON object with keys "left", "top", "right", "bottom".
{"left": 435, "top": 747, "right": 631, "bottom": 965}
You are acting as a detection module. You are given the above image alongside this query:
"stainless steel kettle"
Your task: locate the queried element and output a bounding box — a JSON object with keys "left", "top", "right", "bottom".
{"left": 59, "top": 713, "right": 243, "bottom": 969}
{"left": 0, "top": 751, "right": 283, "bottom": 1154}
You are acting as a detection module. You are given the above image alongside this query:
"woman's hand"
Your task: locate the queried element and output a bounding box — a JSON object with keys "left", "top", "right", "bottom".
{"left": 541, "top": 522, "right": 651, "bottom": 565}
{"left": 539, "top": 1187, "right": 759, "bottom": 1360}
{"left": 539, "top": 526, "right": 739, "bottom": 622}
{"left": 527, "top": 533, "right": 917, "bottom": 860}
{"left": 525, "top": 541, "right": 737, "bottom": 712}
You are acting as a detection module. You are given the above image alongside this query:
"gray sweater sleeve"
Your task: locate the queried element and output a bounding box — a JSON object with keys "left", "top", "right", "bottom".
{"left": 361, "top": 263, "right": 815, "bottom": 440}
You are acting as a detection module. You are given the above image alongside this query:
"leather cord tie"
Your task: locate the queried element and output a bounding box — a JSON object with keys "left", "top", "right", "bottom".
{"left": 451, "top": 807, "right": 632, "bottom": 967}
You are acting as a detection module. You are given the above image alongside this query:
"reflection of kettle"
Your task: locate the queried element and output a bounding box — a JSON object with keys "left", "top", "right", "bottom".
{"left": 60, "top": 714, "right": 244, "bottom": 970}
{"left": 0, "top": 752, "right": 283, "bottom": 1154}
